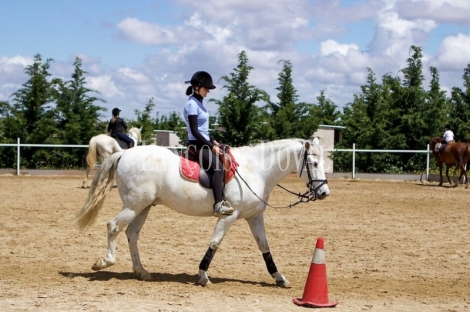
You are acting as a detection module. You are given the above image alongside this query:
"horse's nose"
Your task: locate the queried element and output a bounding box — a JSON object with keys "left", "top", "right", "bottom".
{"left": 317, "top": 186, "right": 330, "bottom": 200}
{"left": 317, "top": 192, "right": 329, "bottom": 200}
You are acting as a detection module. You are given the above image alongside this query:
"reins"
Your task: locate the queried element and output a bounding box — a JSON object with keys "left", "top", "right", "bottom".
{"left": 234, "top": 150, "right": 328, "bottom": 209}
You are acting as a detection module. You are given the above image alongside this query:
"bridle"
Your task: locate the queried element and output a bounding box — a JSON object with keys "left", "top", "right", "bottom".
{"left": 235, "top": 148, "right": 328, "bottom": 209}
{"left": 128, "top": 130, "right": 139, "bottom": 145}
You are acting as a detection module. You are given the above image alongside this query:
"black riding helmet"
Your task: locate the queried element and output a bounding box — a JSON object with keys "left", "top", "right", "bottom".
{"left": 445, "top": 124, "right": 451, "bottom": 130}
{"left": 112, "top": 108, "right": 121, "bottom": 116}
{"left": 185, "top": 71, "right": 216, "bottom": 89}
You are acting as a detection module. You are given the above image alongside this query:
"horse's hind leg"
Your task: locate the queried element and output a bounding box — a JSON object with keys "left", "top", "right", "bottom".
{"left": 197, "top": 214, "right": 237, "bottom": 286}
{"left": 246, "top": 213, "right": 290, "bottom": 288}
{"left": 82, "top": 167, "right": 90, "bottom": 189}
{"left": 126, "top": 206, "right": 152, "bottom": 281}
{"left": 445, "top": 165, "right": 454, "bottom": 186}
{"left": 92, "top": 207, "right": 139, "bottom": 272}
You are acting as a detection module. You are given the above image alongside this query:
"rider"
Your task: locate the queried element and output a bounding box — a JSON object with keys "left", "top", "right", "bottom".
{"left": 107, "top": 108, "right": 134, "bottom": 149}
{"left": 442, "top": 124, "right": 455, "bottom": 145}
{"left": 184, "top": 71, "right": 234, "bottom": 217}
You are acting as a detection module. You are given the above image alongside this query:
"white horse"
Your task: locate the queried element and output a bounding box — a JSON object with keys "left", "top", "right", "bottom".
{"left": 76, "top": 138, "right": 329, "bottom": 287}
{"left": 82, "top": 127, "right": 142, "bottom": 188}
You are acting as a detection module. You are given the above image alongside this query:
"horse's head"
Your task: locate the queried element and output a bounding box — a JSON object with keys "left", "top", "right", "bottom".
{"left": 128, "top": 127, "right": 143, "bottom": 144}
{"left": 430, "top": 137, "right": 443, "bottom": 151}
{"left": 298, "top": 137, "right": 330, "bottom": 200}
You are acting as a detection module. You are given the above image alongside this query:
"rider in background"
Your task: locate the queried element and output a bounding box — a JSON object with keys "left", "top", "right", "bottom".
{"left": 442, "top": 124, "right": 455, "bottom": 145}
{"left": 184, "top": 71, "right": 234, "bottom": 217}
{"left": 107, "top": 108, "right": 134, "bottom": 149}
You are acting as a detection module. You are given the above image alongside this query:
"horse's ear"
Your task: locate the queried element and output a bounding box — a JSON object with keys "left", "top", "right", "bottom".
{"left": 139, "top": 126, "right": 143, "bottom": 132}
{"left": 312, "top": 137, "right": 319, "bottom": 145}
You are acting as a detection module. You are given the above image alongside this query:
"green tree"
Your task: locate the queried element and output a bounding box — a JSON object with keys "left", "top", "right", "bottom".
{"left": 0, "top": 54, "right": 58, "bottom": 168}
{"left": 134, "top": 98, "right": 156, "bottom": 144}
{"left": 210, "top": 50, "right": 269, "bottom": 146}
{"left": 269, "top": 60, "right": 298, "bottom": 139}
{"left": 334, "top": 68, "right": 398, "bottom": 173}
{"left": 154, "top": 111, "right": 186, "bottom": 144}
{"left": 449, "top": 63, "right": 470, "bottom": 142}
{"left": 313, "top": 90, "right": 341, "bottom": 125}
{"left": 268, "top": 60, "right": 319, "bottom": 139}
{"left": 52, "top": 57, "right": 106, "bottom": 168}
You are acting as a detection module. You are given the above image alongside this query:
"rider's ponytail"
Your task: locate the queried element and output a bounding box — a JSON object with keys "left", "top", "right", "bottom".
{"left": 186, "top": 86, "right": 193, "bottom": 96}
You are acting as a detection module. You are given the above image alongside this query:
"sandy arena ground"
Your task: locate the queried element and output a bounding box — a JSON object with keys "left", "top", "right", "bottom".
{"left": 0, "top": 174, "right": 469, "bottom": 311}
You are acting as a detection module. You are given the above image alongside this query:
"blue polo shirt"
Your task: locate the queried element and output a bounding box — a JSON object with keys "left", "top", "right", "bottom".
{"left": 183, "top": 96, "right": 210, "bottom": 141}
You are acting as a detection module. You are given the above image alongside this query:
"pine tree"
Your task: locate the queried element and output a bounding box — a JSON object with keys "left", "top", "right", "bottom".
{"left": 0, "top": 54, "right": 57, "bottom": 168}
{"left": 269, "top": 60, "right": 298, "bottom": 139}
{"left": 314, "top": 90, "right": 341, "bottom": 126}
{"left": 449, "top": 63, "right": 470, "bottom": 142}
{"left": 134, "top": 98, "right": 156, "bottom": 144}
{"left": 210, "top": 51, "right": 269, "bottom": 146}
{"left": 53, "top": 57, "right": 106, "bottom": 168}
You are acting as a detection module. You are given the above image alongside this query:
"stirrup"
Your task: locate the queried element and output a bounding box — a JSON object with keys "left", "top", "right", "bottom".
{"left": 213, "top": 201, "right": 234, "bottom": 217}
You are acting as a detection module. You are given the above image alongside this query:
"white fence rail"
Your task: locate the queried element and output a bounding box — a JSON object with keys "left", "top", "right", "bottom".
{"left": 0, "top": 139, "right": 432, "bottom": 178}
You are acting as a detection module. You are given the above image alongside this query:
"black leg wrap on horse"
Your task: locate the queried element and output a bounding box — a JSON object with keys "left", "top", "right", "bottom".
{"left": 263, "top": 252, "right": 278, "bottom": 275}
{"left": 199, "top": 247, "right": 216, "bottom": 271}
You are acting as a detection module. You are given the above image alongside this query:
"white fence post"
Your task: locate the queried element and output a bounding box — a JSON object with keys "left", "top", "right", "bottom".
{"left": 17, "top": 138, "right": 20, "bottom": 176}
{"left": 352, "top": 143, "right": 356, "bottom": 179}
{"left": 426, "top": 144, "right": 430, "bottom": 180}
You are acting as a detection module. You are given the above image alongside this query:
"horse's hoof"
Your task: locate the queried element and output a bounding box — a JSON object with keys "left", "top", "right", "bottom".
{"left": 275, "top": 278, "right": 291, "bottom": 288}
{"left": 196, "top": 270, "right": 212, "bottom": 286}
{"left": 140, "top": 272, "right": 154, "bottom": 281}
{"left": 91, "top": 258, "right": 113, "bottom": 271}
{"left": 272, "top": 272, "right": 291, "bottom": 288}
{"left": 196, "top": 277, "right": 212, "bottom": 287}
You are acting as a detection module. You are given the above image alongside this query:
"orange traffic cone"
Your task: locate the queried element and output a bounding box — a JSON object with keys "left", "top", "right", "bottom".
{"left": 293, "top": 237, "right": 338, "bottom": 308}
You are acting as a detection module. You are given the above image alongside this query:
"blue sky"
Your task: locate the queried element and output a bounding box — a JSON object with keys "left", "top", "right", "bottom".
{"left": 1, "top": 0, "right": 470, "bottom": 120}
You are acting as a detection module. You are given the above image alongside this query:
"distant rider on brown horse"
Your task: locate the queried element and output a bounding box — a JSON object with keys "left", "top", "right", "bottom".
{"left": 436, "top": 124, "right": 455, "bottom": 152}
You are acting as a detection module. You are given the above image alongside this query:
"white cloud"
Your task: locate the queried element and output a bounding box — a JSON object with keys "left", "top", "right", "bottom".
{"left": 320, "top": 40, "right": 360, "bottom": 56}
{"left": 2, "top": 0, "right": 470, "bottom": 118}
{"left": 117, "top": 67, "right": 149, "bottom": 84}
{"left": 117, "top": 17, "right": 206, "bottom": 45}
{"left": 86, "top": 76, "right": 124, "bottom": 98}
{"left": 396, "top": 0, "right": 470, "bottom": 24}
{"left": 0, "top": 55, "right": 33, "bottom": 80}
{"left": 433, "top": 33, "right": 470, "bottom": 71}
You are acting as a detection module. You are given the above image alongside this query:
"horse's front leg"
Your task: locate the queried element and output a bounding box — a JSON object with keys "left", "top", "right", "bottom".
{"left": 438, "top": 164, "right": 443, "bottom": 186}
{"left": 126, "top": 206, "right": 152, "bottom": 281}
{"left": 197, "top": 214, "right": 237, "bottom": 286}
{"left": 246, "top": 213, "right": 290, "bottom": 288}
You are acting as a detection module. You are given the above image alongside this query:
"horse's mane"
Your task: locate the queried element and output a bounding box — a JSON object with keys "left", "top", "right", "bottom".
{"left": 234, "top": 138, "right": 323, "bottom": 159}
{"left": 129, "top": 127, "right": 142, "bottom": 142}
{"left": 234, "top": 138, "right": 305, "bottom": 151}
{"left": 430, "top": 137, "right": 443, "bottom": 149}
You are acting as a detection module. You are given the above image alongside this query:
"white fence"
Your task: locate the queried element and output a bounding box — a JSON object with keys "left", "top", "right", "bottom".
{"left": 0, "top": 139, "right": 432, "bottom": 179}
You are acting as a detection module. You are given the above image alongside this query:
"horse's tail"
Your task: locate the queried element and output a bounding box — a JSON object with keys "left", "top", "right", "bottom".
{"left": 86, "top": 136, "right": 98, "bottom": 169}
{"left": 76, "top": 152, "right": 124, "bottom": 232}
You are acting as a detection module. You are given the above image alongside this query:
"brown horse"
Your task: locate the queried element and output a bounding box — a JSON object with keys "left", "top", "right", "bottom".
{"left": 430, "top": 137, "right": 470, "bottom": 188}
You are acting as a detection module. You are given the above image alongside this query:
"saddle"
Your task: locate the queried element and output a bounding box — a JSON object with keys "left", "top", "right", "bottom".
{"left": 180, "top": 144, "right": 239, "bottom": 189}
{"left": 111, "top": 134, "right": 130, "bottom": 149}
{"left": 436, "top": 140, "right": 455, "bottom": 153}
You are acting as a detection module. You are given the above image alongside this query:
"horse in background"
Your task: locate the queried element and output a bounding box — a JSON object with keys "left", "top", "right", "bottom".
{"left": 430, "top": 137, "right": 470, "bottom": 188}
{"left": 76, "top": 138, "right": 330, "bottom": 287}
{"left": 82, "top": 127, "right": 142, "bottom": 188}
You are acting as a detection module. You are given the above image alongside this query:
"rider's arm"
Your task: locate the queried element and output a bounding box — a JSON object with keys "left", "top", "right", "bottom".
{"left": 121, "top": 119, "right": 128, "bottom": 132}
{"left": 107, "top": 120, "right": 112, "bottom": 134}
{"left": 188, "top": 115, "right": 213, "bottom": 149}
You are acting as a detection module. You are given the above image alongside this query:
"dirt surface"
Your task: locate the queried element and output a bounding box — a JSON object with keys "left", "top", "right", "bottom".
{"left": 0, "top": 174, "right": 469, "bottom": 311}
